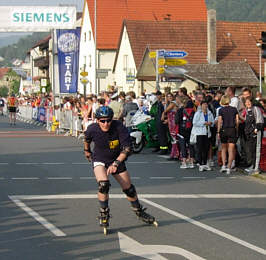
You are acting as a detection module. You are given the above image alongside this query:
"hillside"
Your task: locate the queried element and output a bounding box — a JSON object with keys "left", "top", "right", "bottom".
{"left": 206, "top": 0, "right": 266, "bottom": 22}
{"left": 0, "top": 32, "right": 49, "bottom": 67}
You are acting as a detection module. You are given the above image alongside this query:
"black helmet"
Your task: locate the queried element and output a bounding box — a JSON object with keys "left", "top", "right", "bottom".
{"left": 95, "top": 106, "right": 114, "bottom": 119}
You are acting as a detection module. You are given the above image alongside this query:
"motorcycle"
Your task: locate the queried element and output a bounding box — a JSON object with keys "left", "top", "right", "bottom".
{"left": 129, "top": 111, "right": 159, "bottom": 153}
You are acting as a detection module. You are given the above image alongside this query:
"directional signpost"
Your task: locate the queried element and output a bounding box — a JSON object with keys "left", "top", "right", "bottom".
{"left": 151, "top": 49, "right": 188, "bottom": 88}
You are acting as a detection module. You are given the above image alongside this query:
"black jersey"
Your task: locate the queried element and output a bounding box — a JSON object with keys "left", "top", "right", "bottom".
{"left": 84, "top": 120, "right": 131, "bottom": 164}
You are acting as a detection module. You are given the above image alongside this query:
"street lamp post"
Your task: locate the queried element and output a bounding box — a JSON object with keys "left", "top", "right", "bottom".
{"left": 257, "top": 42, "right": 262, "bottom": 93}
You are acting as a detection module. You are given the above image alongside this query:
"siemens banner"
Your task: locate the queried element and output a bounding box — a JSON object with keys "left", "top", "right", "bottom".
{"left": 0, "top": 6, "right": 76, "bottom": 32}
{"left": 57, "top": 28, "right": 80, "bottom": 94}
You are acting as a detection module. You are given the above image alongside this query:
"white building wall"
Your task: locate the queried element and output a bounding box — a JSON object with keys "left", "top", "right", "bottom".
{"left": 114, "top": 27, "right": 140, "bottom": 95}
{"left": 97, "top": 50, "right": 116, "bottom": 92}
{"left": 78, "top": 2, "right": 96, "bottom": 95}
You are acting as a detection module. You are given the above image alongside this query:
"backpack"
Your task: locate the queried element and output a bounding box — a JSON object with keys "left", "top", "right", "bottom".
{"left": 0, "top": 99, "right": 4, "bottom": 106}
{"left": 181, "top": 108, "right": 194, "bottom": 129}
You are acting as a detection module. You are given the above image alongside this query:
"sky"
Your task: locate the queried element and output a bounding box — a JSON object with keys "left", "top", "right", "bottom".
{"left": 0, "top": 0, "right": 84, "bottom": 37}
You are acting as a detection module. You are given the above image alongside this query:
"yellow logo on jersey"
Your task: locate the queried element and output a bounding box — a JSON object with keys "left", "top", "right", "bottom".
{"left": 109, "top": 139, "right": 119, "bottom": 149}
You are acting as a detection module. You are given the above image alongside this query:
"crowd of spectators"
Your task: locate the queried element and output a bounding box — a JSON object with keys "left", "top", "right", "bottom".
{"left": 3, "top": 86, "right": 266, "bottom": 174}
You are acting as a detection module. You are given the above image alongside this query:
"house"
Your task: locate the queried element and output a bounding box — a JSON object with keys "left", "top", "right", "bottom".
{"left": 116, "top": 10, "right": 265, "bottom": 93}
{"left": 79, "top": 0, "right": 207, "bottom": 94}
{"left": 0, "top": 67, "right": 10, "bottom": 89}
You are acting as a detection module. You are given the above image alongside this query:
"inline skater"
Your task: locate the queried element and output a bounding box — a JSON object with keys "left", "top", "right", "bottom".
{"left": 83, "top": 106, "right": 157, "bottom": 234}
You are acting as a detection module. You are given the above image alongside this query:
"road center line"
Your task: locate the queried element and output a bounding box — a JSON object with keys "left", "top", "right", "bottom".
{"left": 47, "top": 177, "right": 72, "bottom": 180}
{"left": 42, "top": 163, "right": 65, "bottom": 165}
{"left": 141, "top": 198, "right": 266, "bottom": 256}
{"left": 9, "top": 198, "right": 66, "bottom": 237}
{"left": 12, "top": 177, "right": 39, "bottom": 180}
{"left": 150, "top": 177, "right": 175, "bottom": 179}
{"left": 0, "top": 163, "right": 8, "bottom": 165}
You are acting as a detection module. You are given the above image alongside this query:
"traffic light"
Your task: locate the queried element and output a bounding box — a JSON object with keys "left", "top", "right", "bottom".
{"left": 261, "top": 32, "right": 266, "bottom": 58}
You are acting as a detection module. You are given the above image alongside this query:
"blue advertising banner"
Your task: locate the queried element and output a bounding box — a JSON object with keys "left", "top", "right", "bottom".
{"left": 57, "top": 28, "right": 80, "bottom": 93}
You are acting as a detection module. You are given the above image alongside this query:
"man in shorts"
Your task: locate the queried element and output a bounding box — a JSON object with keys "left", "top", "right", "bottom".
{"left": 83, "top": 106, "right": 156, "bottom": 233}
{"left": 7, "top": 94, "right": 17, "bottom": 125}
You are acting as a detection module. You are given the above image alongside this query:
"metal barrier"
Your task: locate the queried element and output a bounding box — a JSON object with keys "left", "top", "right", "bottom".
{"left": 17, "top": 105, "right": 84, "bottom": 137}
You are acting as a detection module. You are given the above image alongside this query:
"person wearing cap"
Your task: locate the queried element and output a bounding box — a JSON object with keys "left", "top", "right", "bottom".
{"left": 83, "top": 106, "right": 156, "bottom": 232}
{"left": 150, "top": 90, "right": 169, "bottom": 154}
{"left": 109, "top": 92, "right": 123, "bottom": 120}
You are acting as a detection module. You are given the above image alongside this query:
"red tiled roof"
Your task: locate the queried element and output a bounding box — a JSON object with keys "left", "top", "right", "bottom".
{"left": 85, "top": 0, "right": 207, "bottom": 49}
{"left": 119, "top": 19, "right": 266, "bottom": 77}
{"left": 217, "top": 21, "right": 266, "bottom": 76}
{"left": 0, "top": 68, "right": 10, "bottom": 79}
{"left": 114, "top": 20, "right": 207, "bottom": 71}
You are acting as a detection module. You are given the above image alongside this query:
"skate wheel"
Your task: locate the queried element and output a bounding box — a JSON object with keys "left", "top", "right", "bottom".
{"left": 153, "top": 221, "right": 158, "bottom": 227}
{"left": 103, "top": 227, "right": 108, "bottom": 235}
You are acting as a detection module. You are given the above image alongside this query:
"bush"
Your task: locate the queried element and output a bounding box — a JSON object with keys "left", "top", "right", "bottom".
{"left": 0, "top": 86, "right": 9, "bottom": 97}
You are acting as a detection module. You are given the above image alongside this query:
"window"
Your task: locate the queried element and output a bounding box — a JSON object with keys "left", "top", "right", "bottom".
{"left": 123, "top": 55, "right": 128, "bottom": 71}
{"left": 84, "top": 32, "right": 86, "bottom": 42}
{"left": 89, "top": 31, "right": 92, "bottom": 41}
{"left": 89, "top": 55, "right": 92, "bottom": 67}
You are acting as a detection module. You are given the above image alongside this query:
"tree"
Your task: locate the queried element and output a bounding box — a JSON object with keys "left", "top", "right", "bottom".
{"left": 0, "top": 86, "right": 9, "bottom": 97}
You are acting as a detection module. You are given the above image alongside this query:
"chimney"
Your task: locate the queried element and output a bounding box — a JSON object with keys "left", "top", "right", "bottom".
{"left": 207, "top": 9, "right": 217, "bottom": 64}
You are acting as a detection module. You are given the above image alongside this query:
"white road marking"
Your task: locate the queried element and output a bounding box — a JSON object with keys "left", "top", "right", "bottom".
{"left": 80, "top": 177, "right": 95, "bottom": 180}
{"left": 12, "top": 177, "right": 39, "bottom": 180}
{"left": 9, "top": 197, "right": 66, "bottom": 237}
{"left": 9, "top": 194, "right": 266, "bottom": 200}
{"left": 131, "top": 177, "right": 141, "bottom": 179}
{"left": 141, "top": 198, "right": 266, "bottom": 256}
{"left": 15, "top": 163, "right": 38, "bottom": 165}
{"left": 42, "top": 163, "right": 65, "bottom": 165}
{"left": 183, "top": 177, "right": 206, "bottom": 179}
{"left": 47, "top": 177, "right": 72, "bottom": 180}
{"left": 150, "top": 177, "right": 175, "bottom": 180}
{"left": 0, "top": 163, "right": 8, "bottom": 165}
{"left": 119, "top": 232, "right": 206, "bottom": 260}
{"left": 0, "top": 177, "right": 5, "bottom": 180}
{"left": 72, "top": 163, "right": 88, "bottom": 165}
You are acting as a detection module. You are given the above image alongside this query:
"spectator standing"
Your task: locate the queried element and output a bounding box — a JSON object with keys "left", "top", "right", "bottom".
{"left": 242, "top": 97, "right": 264, "bottom": 173}
{"left": 150, "top": 90, "right": 169, "bottom": 155}
{"left": 121, "top": 95, "right": 139, "bottom": 133}
{"left": 175, "top": 96, "right": 195, "bottom": 168}
{"left": 192, "top": 100, "right": 214, "bottom": 171}
{"left": 217, "top": 95, "right": 239, "bottom": 175}
{"left": 0, "top": 96, "right": 5, "bottom": 115}
{"left": 161, "top": 94, "right": 180, "bottom": 160}
{"left": 109, "top": 92, "right": 123, "bottom": 120}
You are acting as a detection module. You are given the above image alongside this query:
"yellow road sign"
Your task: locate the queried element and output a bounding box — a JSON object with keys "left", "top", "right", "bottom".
{"left": 158, "top": 58, "right": 165, "bottom": 66}
{"left": 165, "top": 58, "right": 187, "bottom": 66}
{"left": 149, "top": 51, "right": 156, "bottom": 58}
{"left": 80, "top": 71, "right": 88, "bottom": 77}
{"left": 158, "top": 67, "right": 165, "bottom": 74}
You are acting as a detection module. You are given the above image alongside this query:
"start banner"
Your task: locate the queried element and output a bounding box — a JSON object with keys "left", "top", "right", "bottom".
{"left": 57, "top": 28, "right": 81, "bottom": 94}
{"left": 0, "top": 6, "right": 76, "bottom": 32}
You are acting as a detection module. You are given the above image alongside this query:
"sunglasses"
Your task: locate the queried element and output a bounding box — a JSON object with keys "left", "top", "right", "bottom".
{"left": 99, "top": 119, "right": 112, "bottom": 123}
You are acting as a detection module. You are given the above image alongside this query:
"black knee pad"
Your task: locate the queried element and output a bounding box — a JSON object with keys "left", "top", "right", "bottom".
{"left": 123, "top": 184, "right": 136, "bottom": 198}
{"left": 98, "top": 180, "right": 110, "bottom": 194}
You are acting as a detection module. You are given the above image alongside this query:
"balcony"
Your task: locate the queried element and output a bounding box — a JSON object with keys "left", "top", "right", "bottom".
{"left": 34, "top": 56, "right": 49, "bottom": 69}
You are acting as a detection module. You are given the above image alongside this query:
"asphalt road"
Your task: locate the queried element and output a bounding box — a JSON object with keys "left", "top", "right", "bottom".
{"left": 0, "top": 115, "right": 265, "bottom": 260}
